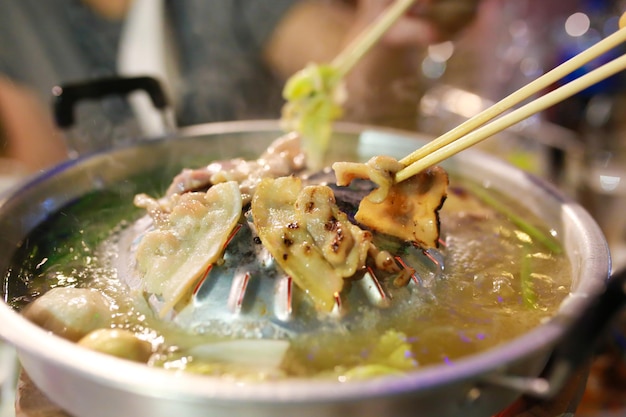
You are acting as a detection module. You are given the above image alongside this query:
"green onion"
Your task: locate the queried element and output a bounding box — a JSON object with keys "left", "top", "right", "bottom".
{"left": 467, "top": 184, "right": 563, "bottom": 254}
{"left": 520, "top": 245, "right": 539, "bottom": 309}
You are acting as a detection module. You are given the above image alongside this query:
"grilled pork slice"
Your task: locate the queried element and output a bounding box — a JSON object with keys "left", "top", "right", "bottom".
{"left": 251, "top": 176, "right": 371, "bottom": 312}
{"left": 333, "top": 156, "right": 448, "bottom": 248}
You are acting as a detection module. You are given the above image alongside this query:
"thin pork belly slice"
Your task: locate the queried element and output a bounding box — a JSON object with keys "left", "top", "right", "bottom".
{"left": 134, "top": 181, "right": 242, "bottom": 317}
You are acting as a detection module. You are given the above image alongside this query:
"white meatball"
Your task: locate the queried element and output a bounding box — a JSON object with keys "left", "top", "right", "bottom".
{"left": 22, "top": 287, "right": 112, "bottom": 341}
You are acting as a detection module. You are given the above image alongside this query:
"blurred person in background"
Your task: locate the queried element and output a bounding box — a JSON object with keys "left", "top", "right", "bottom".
{"left": 0, "top": 0, "right": 479, "bottom": 172}
{"left": 0, "top": 79, "right": 68, "bottom": 173}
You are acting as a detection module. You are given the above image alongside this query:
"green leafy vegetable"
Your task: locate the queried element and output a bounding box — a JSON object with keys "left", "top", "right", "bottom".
{"left": 280, "top": 0, "right": 417, "bottom": 168}
{"left": 520, "top": 246, "right": 539, "bottom": 309}
{"left": 340, "top": 329, "right": 418, "bottom": 380}
{"left": 281, "top": 64, "right": 345, "bottom": 168}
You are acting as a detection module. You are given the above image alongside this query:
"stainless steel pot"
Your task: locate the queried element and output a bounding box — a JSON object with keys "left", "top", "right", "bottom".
{"left": 0, "top": 116, "right": 617, "bottom": 417}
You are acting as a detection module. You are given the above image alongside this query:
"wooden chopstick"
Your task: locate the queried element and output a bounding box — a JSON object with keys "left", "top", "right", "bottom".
{"left": 395, "top": 15, "right": 626, "bottom": 183}
{"left": 331, "top": 0, "right": 417, "bottom": 78}
{"left": 396, "top": 53, "right": 626, "bottom": 182}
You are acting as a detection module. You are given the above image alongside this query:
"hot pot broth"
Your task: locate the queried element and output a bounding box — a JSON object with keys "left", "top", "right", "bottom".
{"left": 284, "top": 180, "right": 571, "bottom": 375}
{"left": 3, "top": 147, "right": 571, "bottom": 379}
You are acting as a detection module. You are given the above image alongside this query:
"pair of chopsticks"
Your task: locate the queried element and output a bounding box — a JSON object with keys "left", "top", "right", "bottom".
{"left": 395, "top": 13, "right": 626, "bottom": 183}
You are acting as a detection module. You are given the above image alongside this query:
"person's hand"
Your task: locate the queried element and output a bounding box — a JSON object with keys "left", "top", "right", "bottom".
{"left": 265, "top": 0, "right": 482, "bottom": 129}
{"left": 266, "top": 0, "right": 481, "bottom": 80}
{"left": 0, "top": 77, "right": 68, "bottom": 171}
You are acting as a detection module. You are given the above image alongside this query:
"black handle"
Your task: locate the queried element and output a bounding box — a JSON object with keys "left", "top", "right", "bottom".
{"left": 52, "top": 76, "right": 168, "bottom": 128}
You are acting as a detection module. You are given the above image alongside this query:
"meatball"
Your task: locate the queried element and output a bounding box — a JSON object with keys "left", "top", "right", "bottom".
{"left": 78, "top": 329, "right": 152, "bottom": 363}
{"left": 22, "top": 287, "right": 112, "bottom": 341}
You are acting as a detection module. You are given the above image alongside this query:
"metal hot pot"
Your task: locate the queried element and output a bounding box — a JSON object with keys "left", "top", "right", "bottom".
{"left": 0, "top": 78, "right": 622, "bottom": 417}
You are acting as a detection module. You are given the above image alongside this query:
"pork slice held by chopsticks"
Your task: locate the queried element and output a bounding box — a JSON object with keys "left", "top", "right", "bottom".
{"left": 333, "top": 156, "right": 448, "bottom": 249}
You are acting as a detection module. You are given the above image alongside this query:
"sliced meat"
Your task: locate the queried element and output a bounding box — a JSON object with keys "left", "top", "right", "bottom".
{"left": 165, "top": 132, "right": 306, "bottom": 203}
{"left": 333, "top": 156, "right": 448, "bottom": 248}
{"left": 134, "top": 181, "right": 242, "bottom": 316}
{"left": 251, "top": 176, "right": 371, "bottom": 312}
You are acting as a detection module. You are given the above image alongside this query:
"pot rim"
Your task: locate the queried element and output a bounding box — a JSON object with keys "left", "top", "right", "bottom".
{"left": 0, "top": 120, "right": 611, "bottom": 403}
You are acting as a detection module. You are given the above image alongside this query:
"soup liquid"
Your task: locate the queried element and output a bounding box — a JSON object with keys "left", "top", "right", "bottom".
{"left": 4, "top": 177, "right": 571, "bottom": 379}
